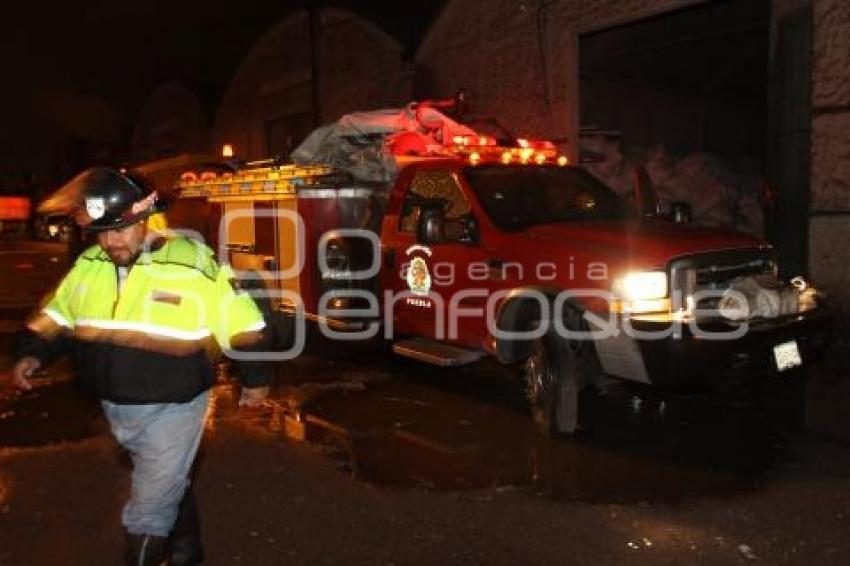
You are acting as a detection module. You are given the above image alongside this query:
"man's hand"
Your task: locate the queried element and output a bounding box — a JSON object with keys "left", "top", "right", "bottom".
{"left": 10, "top": 357, "right": 41, "bottom": 391}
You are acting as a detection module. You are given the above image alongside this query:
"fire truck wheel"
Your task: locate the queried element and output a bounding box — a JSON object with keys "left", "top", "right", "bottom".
{"left": 524, "top": 329, "right": 579, "bottom": 436}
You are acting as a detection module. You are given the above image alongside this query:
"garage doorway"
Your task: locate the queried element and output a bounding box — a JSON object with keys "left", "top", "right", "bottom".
{"left": 579, "top": 0, "right": 795, "bottom": 254}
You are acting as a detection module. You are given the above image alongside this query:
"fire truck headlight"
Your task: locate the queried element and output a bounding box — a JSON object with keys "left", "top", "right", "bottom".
{"left": 616, "top": 271, "right": 667, "bottom": 301}
{"left": 613, "top": 271, "right": 670, "bottom": 314}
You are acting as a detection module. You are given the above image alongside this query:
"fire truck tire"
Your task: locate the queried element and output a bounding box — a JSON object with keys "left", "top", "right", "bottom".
{"left": 525, "top": 329, "right": 579, "bottom": 436}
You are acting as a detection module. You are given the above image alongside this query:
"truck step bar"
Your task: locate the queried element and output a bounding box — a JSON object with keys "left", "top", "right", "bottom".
{"left": 392, "top": 338, "right": 485, "bottom": 367}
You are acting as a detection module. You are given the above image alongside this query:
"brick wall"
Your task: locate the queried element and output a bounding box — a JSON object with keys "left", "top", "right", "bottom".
{"left": 416, "top": 0, "right": 705, "bottom": 160}
{"left": 576, "top": 0, "right": 707, "bottom": 31}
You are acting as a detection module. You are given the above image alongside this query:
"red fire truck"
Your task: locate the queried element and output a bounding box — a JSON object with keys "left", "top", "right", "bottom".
{"left": 172, "top": 102, "right": 831, "bottom": 435}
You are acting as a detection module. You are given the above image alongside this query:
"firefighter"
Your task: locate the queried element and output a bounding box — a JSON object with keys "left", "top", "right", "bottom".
{"left": 6, "top": 167, "right": 268, "bottom": 565}
{"left": 148, "top": 195, "right": 271, "bottom": 408}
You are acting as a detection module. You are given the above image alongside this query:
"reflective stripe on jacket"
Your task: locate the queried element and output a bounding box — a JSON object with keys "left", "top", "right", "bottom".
{"left": 24, "top": 236, "right": 265, "bottom": 403}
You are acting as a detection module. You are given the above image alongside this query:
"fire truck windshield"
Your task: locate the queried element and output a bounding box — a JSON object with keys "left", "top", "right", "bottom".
{"left": 464, "top": 165, "right": 633, "bottom": 231}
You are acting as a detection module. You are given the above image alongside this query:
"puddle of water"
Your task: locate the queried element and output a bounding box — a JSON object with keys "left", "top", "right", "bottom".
{"left": 0, "top": 381, "right": 102, "bottom": 447}
{"left": 0, "top": 323, "right": 814, "bottom": 504}
{"left": 205, "top": 353, "right": 793, "bottom": 502}
{"left": 0, "top": 245, "right": 68, "bottom": 309}
{"left": 300, "top": 378, "right": 787, "bottom": 503}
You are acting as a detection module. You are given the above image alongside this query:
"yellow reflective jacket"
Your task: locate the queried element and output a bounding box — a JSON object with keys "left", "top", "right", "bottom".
{"left": 23, "top": 236, "right": 265, "bottom": 403}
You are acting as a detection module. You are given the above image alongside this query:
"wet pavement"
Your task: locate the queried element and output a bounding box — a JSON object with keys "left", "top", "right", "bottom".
{"left": 0, "top": 241, "right": 100, "bottom": 451}
{"left": 52, "top": 336, "right": 786, "bottom": 508}
{"left": 2, "top": 237, "right": 850, "bottom": 564}
{"left": 0, "top": 377, "right": 101, "bottom": 448}
{"left": 0, "top": 237, "right": 843, "bottom": 506}
{"left": 0, "top": 348, "right": 793, "bottom": 504}
{"left": 0, "top": 240, "right": 68, "bottom": 314}
{"left": 253, "top": 355, "right": 795, "bottom": 503}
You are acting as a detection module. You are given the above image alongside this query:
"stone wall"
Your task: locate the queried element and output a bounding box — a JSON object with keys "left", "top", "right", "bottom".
{"left": 809, "top": 0, "right": 850, "bottom": 319}
{"left": 215, "top": 8, "right": 412, "bottom": 162}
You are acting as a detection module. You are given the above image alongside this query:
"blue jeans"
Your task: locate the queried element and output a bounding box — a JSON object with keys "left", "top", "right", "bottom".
{"left": 102, "top": 391, "right": 210, "bottom": 537}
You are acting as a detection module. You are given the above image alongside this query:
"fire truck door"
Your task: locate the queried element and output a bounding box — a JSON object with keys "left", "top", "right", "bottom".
{"left": 385, "top": 169, "right": 490, "bottom": 348}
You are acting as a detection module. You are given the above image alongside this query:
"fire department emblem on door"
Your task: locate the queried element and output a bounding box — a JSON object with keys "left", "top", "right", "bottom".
{"left": 406, "top": 257, "right": 432, "bottom": 296}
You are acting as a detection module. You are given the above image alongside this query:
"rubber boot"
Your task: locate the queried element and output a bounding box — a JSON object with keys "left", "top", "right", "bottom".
{"left": 124, "top": 533, "right": 168, "bottom": 566}
{"left": 168, "top": 487, "right": 203, "bottom": 565}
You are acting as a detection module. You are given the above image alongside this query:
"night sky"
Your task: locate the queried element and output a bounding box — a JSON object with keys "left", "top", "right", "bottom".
{"left": 1, "top": 1, "right": 444, "bottom": 187}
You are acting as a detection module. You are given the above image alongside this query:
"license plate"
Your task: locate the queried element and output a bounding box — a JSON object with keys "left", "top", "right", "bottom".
{"left": 773, "top": 340, "right": 802, "bottom": 371}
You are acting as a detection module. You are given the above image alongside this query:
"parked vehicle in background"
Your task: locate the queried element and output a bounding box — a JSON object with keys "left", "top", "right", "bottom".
{"left": 33, "top": 213, "right": 73, "bottom": 242}
{"left": 0, "top": 196, "right": 31, "bottom": 238}
{"left": 170, "top": 99, "right": 832, "bottom": 435}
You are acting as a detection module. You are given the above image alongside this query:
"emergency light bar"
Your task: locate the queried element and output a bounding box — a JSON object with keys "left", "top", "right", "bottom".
{"left": 452, "top": 135, "right": 497, "bottom": 147}
{"left": 445, "top": 136, "right": 566, "bottom": 167}
{"left": 177, "top": 135, "right": 569, "bottom": 201}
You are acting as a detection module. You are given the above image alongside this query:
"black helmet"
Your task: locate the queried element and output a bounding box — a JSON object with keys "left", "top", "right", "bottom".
{"left": 64, "top": 167, "right": 164, "bottom": 232}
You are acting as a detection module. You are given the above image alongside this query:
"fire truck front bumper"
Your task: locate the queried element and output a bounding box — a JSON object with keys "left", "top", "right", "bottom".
{"left": 592, "top": 306, "right": 832, "bottom": 390}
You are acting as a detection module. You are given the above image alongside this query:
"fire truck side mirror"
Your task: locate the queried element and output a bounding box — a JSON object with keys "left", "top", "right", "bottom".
{"left": 670, "top": 201, "right": 692, "bottom": 224}
{"left": 633, "top": 165, "right": 660, "bottom": 219}
{"left": 417, "top": 208, "right": 446, "bottom": 245}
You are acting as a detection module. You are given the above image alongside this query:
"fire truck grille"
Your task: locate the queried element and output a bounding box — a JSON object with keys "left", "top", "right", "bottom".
{"left": 669, "top": 249, "right": 776, "bottom": 313}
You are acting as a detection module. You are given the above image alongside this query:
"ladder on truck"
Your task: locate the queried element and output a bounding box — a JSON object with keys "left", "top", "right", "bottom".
{"left": 176, "top": 161, "right": 345, "bottom": 202}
